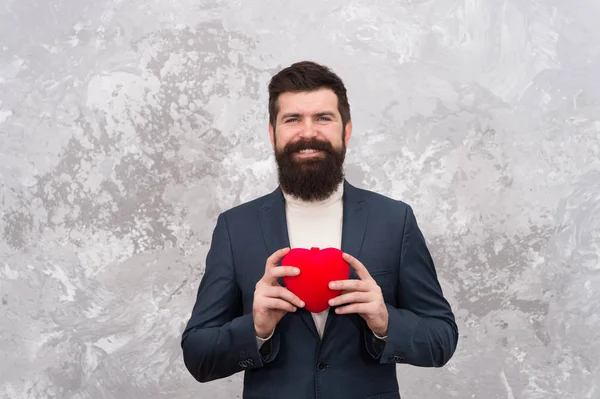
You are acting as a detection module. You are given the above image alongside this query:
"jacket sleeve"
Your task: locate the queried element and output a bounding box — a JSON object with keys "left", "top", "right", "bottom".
{"left": 181, "top": 213, "right": 277, "bottom": 383}
{"left": 365, "top": 205, "right": 459, "bottom": 367}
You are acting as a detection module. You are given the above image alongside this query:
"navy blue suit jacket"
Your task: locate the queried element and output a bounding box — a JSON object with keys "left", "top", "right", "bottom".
{"left": 181, "top": 180, "right": 458, "bottom": 399}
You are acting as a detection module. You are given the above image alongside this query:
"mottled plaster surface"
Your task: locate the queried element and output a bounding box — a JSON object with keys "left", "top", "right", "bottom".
{"left": 1, "top": 0, "right": 599, "bottom": 398}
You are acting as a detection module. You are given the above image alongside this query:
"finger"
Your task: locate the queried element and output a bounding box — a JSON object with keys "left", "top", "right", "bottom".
{"left": 334, "top": 303, "right": 371, "bottom": 314}
{"left": 265, "top": 247, "right": 291, "bottom": 270}
{"left": 342, "top": 253, "right": 372, "bottom": 281}
{"left": 263, "top": 248, "right": 291, "bottom": 283}
{"left": 261, "top": 297, "right": 298, "bottom": 312}
{"left": 269, "top": 266, "right": 300, "bottom": 279}
{"left": 328, "top": 291, "right": 372, "bottom": 307}
{"left": 264, "top": 286, "right": 305, "bottom": 308}
{"left": 329, "top": 279, "right": 369, "bottom": 292}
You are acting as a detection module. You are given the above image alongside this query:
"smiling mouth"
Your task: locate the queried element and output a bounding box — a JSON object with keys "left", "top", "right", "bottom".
{"left": 295, "top": 149, "right": 325, "bottom": 158}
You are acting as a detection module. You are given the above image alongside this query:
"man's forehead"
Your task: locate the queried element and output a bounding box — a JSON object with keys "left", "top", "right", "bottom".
{"left": 277, "top": 90, "right": 339, "bottom": 115}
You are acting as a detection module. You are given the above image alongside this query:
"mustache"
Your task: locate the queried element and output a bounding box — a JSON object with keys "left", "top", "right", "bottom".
{"left": 282, "top": 139, "right": 334, "bottom": 155}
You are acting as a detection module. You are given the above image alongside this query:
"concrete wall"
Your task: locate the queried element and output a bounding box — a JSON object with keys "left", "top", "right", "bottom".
{"left": 1, "top": 1, "right": 599, "bottom": 398}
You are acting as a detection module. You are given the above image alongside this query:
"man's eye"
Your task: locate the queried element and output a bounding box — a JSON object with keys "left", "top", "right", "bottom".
{"left": 317, "top": 117, "right": 331, "bottom": 121}
{"left": 285, "top": 118, "right": 300, "bottom": 123}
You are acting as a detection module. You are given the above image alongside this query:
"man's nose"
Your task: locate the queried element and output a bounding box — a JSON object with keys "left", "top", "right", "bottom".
{"left": 298, "top": 120, "right": 317, "bottom": 138}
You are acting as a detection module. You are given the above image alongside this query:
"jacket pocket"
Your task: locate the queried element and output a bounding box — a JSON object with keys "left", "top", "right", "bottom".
{"left": 370, "top": 269, "right": 394, "bottom": 285}
{"left": 370, "top": 269, "right": 396, "bottom": 302}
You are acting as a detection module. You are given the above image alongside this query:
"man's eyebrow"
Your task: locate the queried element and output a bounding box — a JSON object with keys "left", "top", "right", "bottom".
{"left": 314, "top": 111, "right": 336, "bottom": 118}
{"left": 280, "top": 111, "right": 337, "bottom": 119}
{"left": 280, "top": 112, "right": 302, "bottom": 119}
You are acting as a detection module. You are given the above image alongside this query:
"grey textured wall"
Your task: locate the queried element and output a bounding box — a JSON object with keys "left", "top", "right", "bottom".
{"left": 1, "top": 1, "right": 599, "bottom": 398}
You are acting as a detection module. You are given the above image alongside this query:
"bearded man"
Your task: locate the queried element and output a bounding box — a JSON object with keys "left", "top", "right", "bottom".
{"left": 181, "top": 61, "right": 458, "bottom": 399}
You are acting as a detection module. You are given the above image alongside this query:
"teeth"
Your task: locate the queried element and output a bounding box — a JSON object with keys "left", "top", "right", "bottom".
{"left": 299, "top": 149, "right": 318, "bottom": 154}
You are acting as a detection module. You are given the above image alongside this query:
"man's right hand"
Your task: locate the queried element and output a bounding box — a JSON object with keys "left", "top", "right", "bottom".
{"left": 253, "top": 247, "right": 305, "bottom": 339}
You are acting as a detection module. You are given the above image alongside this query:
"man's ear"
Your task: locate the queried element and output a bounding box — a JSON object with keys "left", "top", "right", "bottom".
{"left": 268, "top": 123, "right": 275, "bottom": 149}
{"left": 344, "top": 120, "right": 353, "bottom": 147}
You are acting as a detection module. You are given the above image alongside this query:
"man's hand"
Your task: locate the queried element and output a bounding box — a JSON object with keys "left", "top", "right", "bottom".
{"left": 253, "top": 247, "right": 305, "bottom": 339}
{"left": 327, "top": 252, "right": 389, "bottom": 337}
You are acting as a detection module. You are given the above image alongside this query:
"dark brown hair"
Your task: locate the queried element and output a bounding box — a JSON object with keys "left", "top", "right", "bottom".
{"left": 268, "top": 61, "right": 351, "bottom": 130}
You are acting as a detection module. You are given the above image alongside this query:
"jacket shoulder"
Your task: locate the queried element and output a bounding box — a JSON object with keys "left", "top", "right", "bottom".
{"left": 353, "top": 185, "right": 412, "bottom": 212}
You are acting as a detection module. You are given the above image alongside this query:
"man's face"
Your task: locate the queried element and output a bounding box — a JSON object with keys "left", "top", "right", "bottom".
{"left": 269, "top": 88, "right": 352, "bottom": 201}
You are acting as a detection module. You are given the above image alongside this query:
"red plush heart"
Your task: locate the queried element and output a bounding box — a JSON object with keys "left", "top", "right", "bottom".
{"left": 281, "top": 247, "right": 350, "bottom": 313}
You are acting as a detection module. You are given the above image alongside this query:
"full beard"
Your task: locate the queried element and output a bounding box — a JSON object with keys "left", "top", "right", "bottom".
{"left": 275, "top": 137, "right": 346, "bottom": 202}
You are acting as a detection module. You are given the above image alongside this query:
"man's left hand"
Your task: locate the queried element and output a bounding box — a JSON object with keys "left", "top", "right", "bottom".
{"left": 327, "top": 253, "right": 389, "bottom": 337}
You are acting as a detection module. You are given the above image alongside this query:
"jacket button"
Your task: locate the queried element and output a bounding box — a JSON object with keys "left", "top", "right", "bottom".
{"left": 316, "top": 362, "right": 327, "bottom": 371}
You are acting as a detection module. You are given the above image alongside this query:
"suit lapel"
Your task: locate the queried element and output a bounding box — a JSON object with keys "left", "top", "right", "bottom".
{"left": 259, "top": 187, "right": 319, "bottom": 337}
{"left": 259, "top": 187, "right": 290, "bottom": 257}
{"left": 339, "top": 180, "right": 368, "bottom": 276}
{"left": 323, "top": 180, "right": 369, "bottom": 339}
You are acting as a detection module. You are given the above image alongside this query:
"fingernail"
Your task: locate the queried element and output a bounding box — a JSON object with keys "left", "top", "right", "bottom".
{"left": 294, "top": 268, "right": 300, "bottom": 274}
{"left": 328, "top": 299, "right": 334, "bottom": 306}
{"left": 300, "top": 301, "right": 305, "bottom": 307}
{"left": 329, "top": 282, "right": 336, "bottom": 289}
